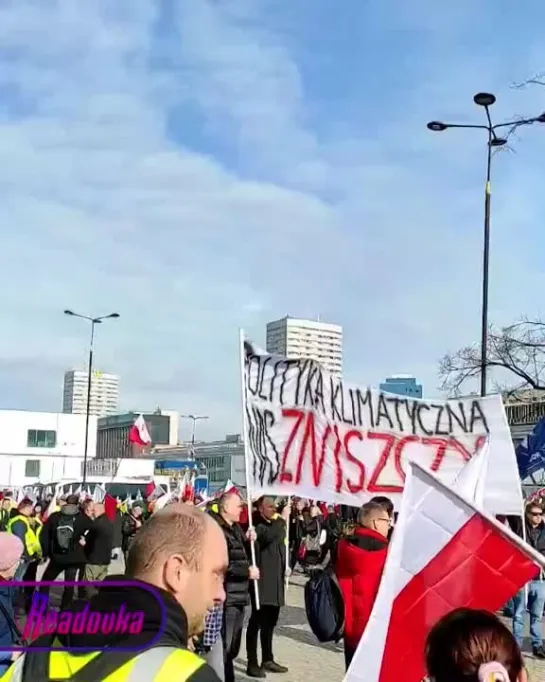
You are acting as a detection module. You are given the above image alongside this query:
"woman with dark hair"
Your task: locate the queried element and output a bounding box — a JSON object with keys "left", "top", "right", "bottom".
{"left": 425, "top": 608, "right": 526, "bottom": 682}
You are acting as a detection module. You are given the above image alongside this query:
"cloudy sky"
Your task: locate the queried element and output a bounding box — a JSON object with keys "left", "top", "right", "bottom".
{"left": 1, "top": 0, "right": 545, "bottom": 440}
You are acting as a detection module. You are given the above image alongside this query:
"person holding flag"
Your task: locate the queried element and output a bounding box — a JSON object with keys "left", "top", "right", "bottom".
{"left": 121, "top": 501, "right": 144, "bottom": 566}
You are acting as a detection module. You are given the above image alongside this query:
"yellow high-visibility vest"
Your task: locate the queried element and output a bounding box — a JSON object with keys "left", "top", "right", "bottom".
{"left": 1, "top": 645, "right": 207, "bottom": 682}
{"left": 6, "top": 514, "right": 41, "bottom": 556}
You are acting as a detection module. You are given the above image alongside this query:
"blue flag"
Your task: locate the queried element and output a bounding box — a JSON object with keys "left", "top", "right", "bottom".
{"left": 516, "top": 417, "right": 545, "bottom": 479}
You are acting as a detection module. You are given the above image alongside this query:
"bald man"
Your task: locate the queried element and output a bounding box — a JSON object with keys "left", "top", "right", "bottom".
{"left": 6, "top": 503, "right": 228, "bottom": 682}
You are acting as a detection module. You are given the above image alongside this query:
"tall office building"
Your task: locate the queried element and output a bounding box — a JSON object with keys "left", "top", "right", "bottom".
{"left": 63, "top": 369, "right": 120, "bottom": 417}
{"left": 266, "top": 316, "right": 343, "bottom": 376}
{"left": 380, "top": 375, "right": 423, "bottom": 399}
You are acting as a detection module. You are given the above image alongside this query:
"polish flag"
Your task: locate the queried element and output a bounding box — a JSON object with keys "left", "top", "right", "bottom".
{"left": 345, "top": 461, "right": 545, "bottom": 682}
{"left": 144, "top": 481, "right": 157, "bottom": 499}
{"left": 42, "top": 493, "right": 58, "bottom": 522}
{"left": 93, "top": 485, "right": 106, "bottom": 503}
{"left": 223, "top": 479, "right": 241, "bottom": 496}
{"left": 129, "top": 414, "right": 151, "bottom": 446}
{"left": 147, "top": 484, "right": 166, "bottom": 503}
{"left": 104, "top": 493, "right": 118, "bottom": 521}
{"left": 154, "top": 490, "right": 177, "bottom": 511}
{"left": 183, "top": 472, "right": 196, "bottom": 503}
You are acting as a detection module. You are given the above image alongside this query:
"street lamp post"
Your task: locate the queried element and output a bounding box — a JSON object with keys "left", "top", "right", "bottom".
{"left": 427, "top": 93, "right": 545, "bottom": 397}
{"left": 64, "top": 310, "right": 120, "bottom": 485}
{"left": 181, "top": 414, "right": 209, "bottom": 451}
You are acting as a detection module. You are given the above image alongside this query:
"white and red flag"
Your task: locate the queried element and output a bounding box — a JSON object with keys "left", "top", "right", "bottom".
{"left": 42, "top": 493, "right": 58, "bottom": 522}
{"left": 183, "top": 471, "right": 196, "bottom": 503}
{"left": 129, "top": 414, "right": 151, "bottom": 446}
{"left": 345, "top": 461, "right": 545, "bottom": 682}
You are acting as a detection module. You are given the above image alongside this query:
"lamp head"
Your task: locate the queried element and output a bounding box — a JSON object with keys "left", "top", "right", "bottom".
{"left": 427, "top": 121, "right": 448, "bottom": 132}
{"left": 474, "top": 92, "right": 496, "bottom": 107}
{"left": 490, "top": 137, "right": 507, "bottom": 147}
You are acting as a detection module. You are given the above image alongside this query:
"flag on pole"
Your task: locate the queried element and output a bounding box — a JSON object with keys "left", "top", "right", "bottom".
{"left": 129, "top": 414, "right": 152, "bottom": 446}
{"left": 222, "top": 479, "right": 240, "bottom": 496}
{"left": 345, "top": 461, "right": 545, "bottom": 682}
{"left": 155, "top": 490, "right": 176, "bottom": 511}
{"left": 146, "top": 484, "right": 166, "bottom": 502}
{"left": 104, "top": 493, "right": 117, "bottom": 521}
{"left": 144, "top": 481, "right": 156, "bottom": 499}
{"left": 451, "top": 437, "right": 491, "bottom": 508}
{"left": 184, "top": 471, "right": 196, "bottom": 503}
{"left": 93, "top": 485, "right": 106, "bottom": 503}
{"left": 42, "top": 493, "right": 58, "bottom": 522}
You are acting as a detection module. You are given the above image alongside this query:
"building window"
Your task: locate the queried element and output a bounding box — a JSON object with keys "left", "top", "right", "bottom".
{"left": 25, "top": 459, "right": 41, "bottom": 477}
{"left": 27, "top": 429, "right": 57, "bottom": 448}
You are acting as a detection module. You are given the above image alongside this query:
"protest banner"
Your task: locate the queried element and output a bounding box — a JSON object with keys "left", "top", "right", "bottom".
{"left": 242, "top": 338, "right": 522, "bottom": 514}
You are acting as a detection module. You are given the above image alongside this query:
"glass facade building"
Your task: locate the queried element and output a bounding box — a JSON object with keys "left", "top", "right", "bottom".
{"left": 379, "top": 376, "right": 423, "bottom": 399}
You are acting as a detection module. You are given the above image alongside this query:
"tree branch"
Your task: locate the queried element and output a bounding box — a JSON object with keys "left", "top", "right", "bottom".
{"left": 439, "top": 318, "right": 545, "bottom": 396}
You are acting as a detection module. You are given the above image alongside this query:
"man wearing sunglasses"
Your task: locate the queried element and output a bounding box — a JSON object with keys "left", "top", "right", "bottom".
{"left": 334, "top": 501, "right": 391, "bottom": 670}
{"left": 512, "top": 502, "right": 545, "bottom": 658}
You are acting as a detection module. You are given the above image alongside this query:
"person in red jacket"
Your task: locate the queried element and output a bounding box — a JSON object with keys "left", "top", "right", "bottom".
{"left": 334, "top": 500, "right": 390, "bottom": 669}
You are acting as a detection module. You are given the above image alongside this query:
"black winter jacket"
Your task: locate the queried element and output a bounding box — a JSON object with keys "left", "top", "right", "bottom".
{"left": 85, "top": 514, "right": 114, "bottom": 565}
{"left": 252, "top": 512, "right": 286, "bottom": 608}
{"left": 121, "top": 513, "right": 142, "bottom": 553}
{"left": 526, "top": 521, "right": 545, "bottom": 557}
{"left": 40, "top": 504, "right": 93, "bottom": 565}
{"left": 209, "top": 511, "right": 250, "bottom": 607}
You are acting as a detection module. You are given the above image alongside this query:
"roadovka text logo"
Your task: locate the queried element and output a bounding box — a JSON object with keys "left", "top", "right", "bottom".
{"left": 7, "top": 580, "right": 166, "bottom": 652}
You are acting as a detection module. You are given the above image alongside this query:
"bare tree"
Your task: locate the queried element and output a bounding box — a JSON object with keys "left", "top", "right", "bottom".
{"left": 439, "top": 319, "right": 545, "bottom": 397}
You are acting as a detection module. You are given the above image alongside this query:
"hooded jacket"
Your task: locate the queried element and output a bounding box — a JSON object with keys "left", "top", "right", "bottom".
{"left": 334, "top": 526, "right": 388, "bottom": 650}
{"left": 40, "top": 504, "right": 93, "bottom": 565}
{"left": 12, "top": 576, "right": 221, "bottom": 682}
{"left": 0, "top": 577, "right": 19, "bottom": 676}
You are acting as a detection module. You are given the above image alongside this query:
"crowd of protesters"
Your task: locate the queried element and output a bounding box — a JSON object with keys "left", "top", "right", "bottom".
{"left": 0, "top": 486, "right": 541, "bottom": 682}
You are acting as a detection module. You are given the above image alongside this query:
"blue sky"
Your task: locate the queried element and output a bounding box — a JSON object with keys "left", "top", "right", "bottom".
{"left": 1, "top": 0, "right": 545, "bottom": 441}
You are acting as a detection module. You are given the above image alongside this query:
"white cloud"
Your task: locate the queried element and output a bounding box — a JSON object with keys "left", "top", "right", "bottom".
{"left": 1, "top": 0, "right": 545, "bottom": 438}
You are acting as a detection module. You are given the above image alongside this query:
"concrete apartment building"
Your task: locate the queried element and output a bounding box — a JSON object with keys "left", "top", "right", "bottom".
{"left": 266, "top": 316, "right": 343, "bottom": 377}
{"left": 63, "top": 369, "right": 120, "bottom": 418}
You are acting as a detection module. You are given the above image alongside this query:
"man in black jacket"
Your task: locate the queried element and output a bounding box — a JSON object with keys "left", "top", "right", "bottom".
{"left": 83, "top": 501, "right": 114, "bottom": 597}
{"left": 512, "top": 501, "right": 545, "bottom": 658}
{"left": 245, "top": 497, "right": 290, "bottom": 678}
{"left": 121, "top": 501, "right": 144, "bottom": 566}
{"left": 39, "top": 494, "right": 93, "bottom": 608}
{"left": 210, "top": 492, "right": 259, "bottom": 682}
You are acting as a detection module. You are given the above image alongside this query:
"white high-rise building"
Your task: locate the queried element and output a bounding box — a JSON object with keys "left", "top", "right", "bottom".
{"left": 266, "top": 316, "right": 343, "bottom": 377}
{"left": 63, "top": 369, "right": 120, "bottom": 417}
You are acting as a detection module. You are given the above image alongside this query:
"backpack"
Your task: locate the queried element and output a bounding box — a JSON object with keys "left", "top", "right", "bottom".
{"left": 304, "top": 565, "right": 345, "bottom": 643}
{"left": 55, "top": 516, "right": 76, "bottom": 553}
{"left": 303, "top": 520, "right": 322, "bottom": 553}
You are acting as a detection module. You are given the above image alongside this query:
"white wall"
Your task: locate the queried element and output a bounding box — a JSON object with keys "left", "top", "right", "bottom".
{"left": 0, "top": 454, "right": 84, "bottom": 487}
{"left": 0, "top": 410, "right": 97, "bottom": 458}
{"left": 0, "top": 410, "right": 97, "bottom": 487}
{"left": 230, "top": 452, "right": 246, "bottom": 488}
